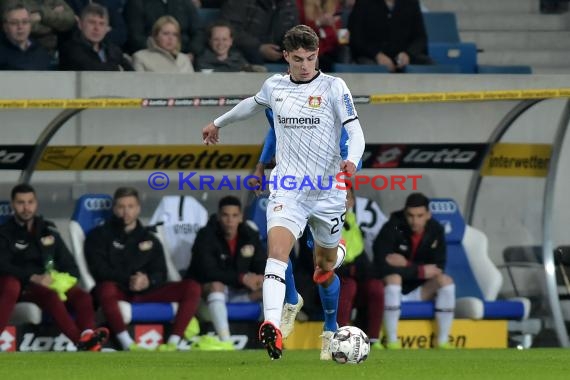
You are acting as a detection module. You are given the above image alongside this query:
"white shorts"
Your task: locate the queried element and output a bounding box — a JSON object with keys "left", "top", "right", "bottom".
{"left": 266, "top": 194, "right": 346, "bottom": 248}
{"left": 401, "top": 286, "right": 423, "bottom": 302}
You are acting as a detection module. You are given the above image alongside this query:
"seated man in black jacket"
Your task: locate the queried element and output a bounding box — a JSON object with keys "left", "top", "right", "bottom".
{"left": 59, "top": 3, "right": 132, "bottom": 70}
{"left": 187, "top": 196, "right": 265, "bottom": 349}
{"left": 85, "top": 186, "right": 201, "bottom": 351}
{"left": 0, "top": 184, "right": 108, "bottom": 351}
{"left": 373, "top": 192, "right": 455, "bottom": 349}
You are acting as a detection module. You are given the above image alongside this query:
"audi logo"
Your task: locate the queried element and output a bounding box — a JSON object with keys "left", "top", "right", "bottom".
{"left": 83, "top": 198, "right": 112, "bottom": 211}
{"left": 0, "top": 203, "right": 11, "bottom": 216}
{"left": 429, "top": 201, "right": 457, "bottom": 214}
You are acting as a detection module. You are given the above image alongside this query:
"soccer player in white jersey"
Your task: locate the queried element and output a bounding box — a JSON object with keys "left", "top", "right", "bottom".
{"left": 202, "top": 25, "right": 365, "bottom": 360}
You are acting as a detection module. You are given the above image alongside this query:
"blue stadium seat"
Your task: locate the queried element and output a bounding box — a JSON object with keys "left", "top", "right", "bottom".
{"left": 423, "top": 12, "right": 461, "bottom": 43}
{"left": 477, "top": 65, "right": 532, "bottom": 74}
{"left": 404, "top": 64, "right": 462, "bottom": 74}
{"left": 429, "top": 198, "right": 530, "bottom": 320}
{"left": 0, "top": 200, "right": 11, "bottom": 224}
{"left": 198, "top": 8, "right": 221, "bottom": 28}
{"left": 428, "top": 42, "right": 477, "bottom": 73}
{"left": 332, "top": 63, "right": 389, "bottom": 73}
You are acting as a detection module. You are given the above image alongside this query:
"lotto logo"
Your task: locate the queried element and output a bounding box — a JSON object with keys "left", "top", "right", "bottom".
{"left": 134, "top": 325, "right": 163, "bottom": 349}
{"left": 373, "top": 146, "right": 405, "bottom": 168}
{"left": 0, "top": 327, "right": 16, "bottom": 352}
{"left": 83, "top": 198, "right": 112, "bottom": 211}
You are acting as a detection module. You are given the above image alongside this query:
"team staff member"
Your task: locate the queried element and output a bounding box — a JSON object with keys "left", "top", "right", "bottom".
{"left": 0, "top": 184, "right": 108, "bottom": 351}
{"left": 85, "top": 186, "right": 201, "bottom": 351}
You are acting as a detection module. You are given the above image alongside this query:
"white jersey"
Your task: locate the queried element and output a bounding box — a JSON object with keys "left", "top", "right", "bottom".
{"left": 254, "top": 72, "right": 359, "bottom": 201}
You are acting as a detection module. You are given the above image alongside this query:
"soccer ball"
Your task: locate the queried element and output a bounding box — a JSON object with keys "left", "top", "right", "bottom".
{"left": 329, "top": 326, "right": 370, "bottom": 364}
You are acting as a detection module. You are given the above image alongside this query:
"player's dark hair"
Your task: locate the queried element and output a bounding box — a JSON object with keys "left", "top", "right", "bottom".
{"left": 282, "top": 24, "right": 319, "bottom": 52}
{"left": 11, "top": 183, "right": 35, "bottom": 200}
{"left": 208, "top": 19, "right": 234, "bottom": 39}
{"left": 113, "top": 186, "right": 140, "bottom": 205}
{"left": 404, "top": 192, "right": 429, "bottom": 210}
{"left": 218, "top": 195, "right": 241, "bottom": 210}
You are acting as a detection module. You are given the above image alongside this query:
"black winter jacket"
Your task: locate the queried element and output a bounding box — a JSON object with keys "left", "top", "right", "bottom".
{"left": 0, "top": 216, "right": 79, "bottom": 285}
{"left": 187, "top": 215, "right": 266, "bottom": 287}
{"left": 373, "top": 210, "right": 446, "bottom": 293}
{"left": 84, "top": 216, "right": 166, "bottom": 292}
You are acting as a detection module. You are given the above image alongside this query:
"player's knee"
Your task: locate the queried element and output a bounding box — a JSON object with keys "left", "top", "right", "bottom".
{"left": 204, "top": 281, "right": 225, "bottom": 294}
{"left": 384, "top": 274, "right": 402, "bottom": 285}
{"left": 437, "top": 274, "right": 454, "bottom": 287}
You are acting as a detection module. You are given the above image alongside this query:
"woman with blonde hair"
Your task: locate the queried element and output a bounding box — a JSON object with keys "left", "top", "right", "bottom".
{"left": 132, "top": 16, "right": 194, "bottom": 73}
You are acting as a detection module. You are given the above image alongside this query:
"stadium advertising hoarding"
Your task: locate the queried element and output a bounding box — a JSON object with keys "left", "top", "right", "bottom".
{"left": 2, "top": 323, "right": 258, "bottom": 351}
{"left": 0, "top": 143, "right": 550, "bottom": 176}
{"left": 283, "top": 320, "right": 508, "bottom": 349}
{"left": 481, "top": 143, "right": 551, "bottom": 177}
{"left": 361, "top": 143, "right": 488, "bottom": 170}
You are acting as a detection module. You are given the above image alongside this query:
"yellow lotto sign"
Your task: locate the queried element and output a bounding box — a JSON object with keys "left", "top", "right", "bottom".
{"left": 283, "top": 320, "right": 507, "bottom": 349}
{"left": 35, "top": 145, "right": 261, "bottom": 171}
{"left": 481, "top": 143, "right": 552, "bottom": 177}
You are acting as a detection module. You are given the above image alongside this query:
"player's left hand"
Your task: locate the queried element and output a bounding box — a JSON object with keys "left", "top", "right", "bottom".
{"left": 340, "top": 160, "right": 357, "bottom": 175}
{"left": 202, "top": 122, "right": 220, "bottom": 145}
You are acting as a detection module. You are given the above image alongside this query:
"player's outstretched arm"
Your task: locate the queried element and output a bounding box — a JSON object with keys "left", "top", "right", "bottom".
{"left": 202, "top": 96, "right": 264, "bottom": 146}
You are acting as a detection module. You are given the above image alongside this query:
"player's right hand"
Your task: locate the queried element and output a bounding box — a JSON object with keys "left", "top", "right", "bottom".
{"left": 202, "top": 122, "right": 220, "bottom": 145}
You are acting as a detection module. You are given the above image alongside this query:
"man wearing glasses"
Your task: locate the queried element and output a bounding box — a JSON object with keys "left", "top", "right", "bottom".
{"left": 0, "top": 3, "right": 51, "bottom": 70}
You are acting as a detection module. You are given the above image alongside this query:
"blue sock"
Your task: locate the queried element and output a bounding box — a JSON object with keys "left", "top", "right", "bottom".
{"left": 318, "top": 274, "right": 340, "bottom": 332}
{"left": 284, "top": 259, "right": 299, "bottom": 304}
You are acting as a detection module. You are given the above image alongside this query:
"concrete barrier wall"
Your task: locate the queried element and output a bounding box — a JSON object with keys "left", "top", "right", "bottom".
{"left": 0, "top": 72, "right": 569, "bottom": 269}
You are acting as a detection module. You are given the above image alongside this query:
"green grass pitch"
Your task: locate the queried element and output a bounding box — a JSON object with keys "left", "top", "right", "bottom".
{"left": 0, "top": 349, "right": 568, "bottom": 380}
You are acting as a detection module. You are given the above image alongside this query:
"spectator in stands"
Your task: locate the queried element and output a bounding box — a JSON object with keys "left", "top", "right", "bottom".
{"left": 187, "top": 196, "right": 265, "bottom": 349}
{"left": 373, "top": 192, "right": 455, "bottom": 349}
{"left": 0, "top": 184, "right": 109, "bottom": 351}
{"left": 0, "top": 3, "right": 51, "bottom": 69}
{"left": 123, "top": 0, "right": 204, "bottom": 61}
{"left": 348, "top": 0, "right": 432, "bottom": 72}
{"left": 58, "top": 3, "right": 133, "bottom": 70}
{"left": 337, "top": 187, "right": 384, "bottom": 347}
{"left": 220, "top": 0, "right": 299, "bottom": 64}
{"left": 84, "top": 186, "right": 202, "bottom": 351}
{"left": 132, "top": 15, "right": 194, "bottom": 72}
{"left": 192, "top": 0, "right": 221, "bottom": 7}
{"left": 64, "top": 0, "right": 127, "bottom": 48}
{"left": 1, "top": 0, "right": 77, "bottom": 57}
{"left": 296, "top": 0, "right": 343, "bottom": 72}
{"left": 196, "top": 20, "right": 266, "bottom": 72}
